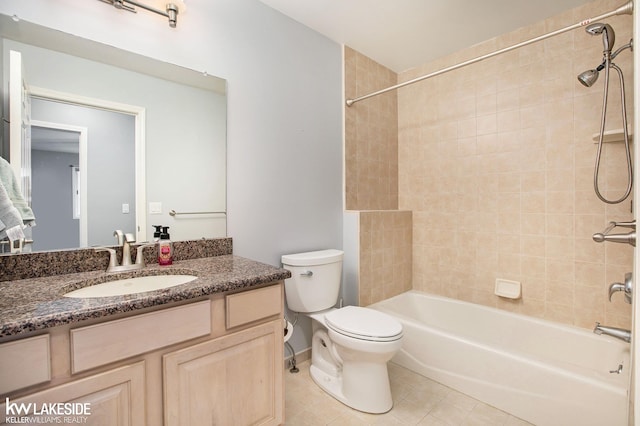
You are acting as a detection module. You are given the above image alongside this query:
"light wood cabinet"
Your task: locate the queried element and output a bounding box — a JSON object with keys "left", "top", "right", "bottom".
{"left": 0, "top": 362, "right": 145, "bottom": 425}
{"left": 164, "top": 319, "right": 284, "bottom": 425}
{"left": 0, "top": 282, "right": 284, "bottom": 426}
{"left": 70, "top": 300, "right": 211, "bottom": 373}
{"left": 0, "top": 334, "right": 50, "bottom": 394}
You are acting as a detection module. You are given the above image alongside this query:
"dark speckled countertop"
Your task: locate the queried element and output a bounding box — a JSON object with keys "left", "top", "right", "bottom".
{"left": 0, "top": 255, "right": 291, "bottom": 339}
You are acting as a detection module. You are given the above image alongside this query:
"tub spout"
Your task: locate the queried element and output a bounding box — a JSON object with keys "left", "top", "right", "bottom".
{"left": 593, "top": 322, "right": 631, "bottom": 343}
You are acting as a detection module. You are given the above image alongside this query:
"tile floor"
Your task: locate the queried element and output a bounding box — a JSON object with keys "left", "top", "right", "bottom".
{"left": 284, "top": 360, "right": 534, "bottom": 425}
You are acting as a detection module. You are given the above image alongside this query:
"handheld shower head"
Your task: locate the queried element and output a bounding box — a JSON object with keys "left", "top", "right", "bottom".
{"left": 585, "top": 23, "right": 615, "bottom": 52}
{"left": 579, "top": 24, "right": 616, "bottom": 87}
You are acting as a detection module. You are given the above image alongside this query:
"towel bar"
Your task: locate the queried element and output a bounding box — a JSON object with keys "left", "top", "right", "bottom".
{"left": 169, "top": 210, "right": 226, "bottom": 217}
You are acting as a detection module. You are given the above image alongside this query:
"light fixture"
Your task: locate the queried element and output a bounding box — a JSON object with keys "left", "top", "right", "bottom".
{"left": 98, "top": 0, "right": 185, "bottom": 28}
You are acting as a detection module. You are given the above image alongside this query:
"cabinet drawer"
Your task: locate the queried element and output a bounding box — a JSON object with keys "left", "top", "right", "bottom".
{"left": 71, "top": 301, "right": 211, "bottom": 373}
{"left": 225, "top": 284, "right": 282, "bottom": 329}
{"left": 0, "top": 334, "right": 50, "bottom": 394}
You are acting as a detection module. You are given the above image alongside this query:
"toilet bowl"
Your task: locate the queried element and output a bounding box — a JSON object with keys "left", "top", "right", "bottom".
{"left": 281, "top": 250, "right": 403, "bottom": 414}
{"left": 308, "top": 306, "right": 402, "bottom": 413}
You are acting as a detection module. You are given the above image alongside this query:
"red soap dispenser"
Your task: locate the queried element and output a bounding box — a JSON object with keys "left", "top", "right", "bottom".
{"left": 158, "top": 226, "right": 173, "bottom": 266}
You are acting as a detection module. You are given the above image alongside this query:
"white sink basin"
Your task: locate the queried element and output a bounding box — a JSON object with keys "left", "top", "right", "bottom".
{"left": 64, "top": 274, "right": 198, "bottom": 298}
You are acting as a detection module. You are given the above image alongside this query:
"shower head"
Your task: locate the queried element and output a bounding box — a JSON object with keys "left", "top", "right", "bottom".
{"left": 585, "top": 23, "right": 615, "bottom": 52}
{"left": 577, "top": 62, "right": 606, "bottom": 87}
{"left": 578, "top": 69, "right": 599, "bottom": 87}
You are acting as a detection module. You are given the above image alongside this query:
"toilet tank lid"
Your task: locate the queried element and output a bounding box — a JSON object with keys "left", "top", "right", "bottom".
{"left": 281, "top": 249, "right": 344, "bottom": 266}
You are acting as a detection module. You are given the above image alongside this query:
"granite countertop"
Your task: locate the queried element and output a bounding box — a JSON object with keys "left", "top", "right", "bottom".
{"left": 0, "top": 255, "right": 291, "bottom": 339}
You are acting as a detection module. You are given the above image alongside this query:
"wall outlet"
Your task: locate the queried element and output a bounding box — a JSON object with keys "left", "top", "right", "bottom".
{"left": 122, "top": 203, "right": 129, "bottom": 214}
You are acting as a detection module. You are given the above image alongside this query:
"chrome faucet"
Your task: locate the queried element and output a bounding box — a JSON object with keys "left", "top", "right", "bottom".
{"left": 96, "top": 230, "right": 154, "bottom": 273}
{"left": 593, "top": 322, "right": 631, "bottom": 343}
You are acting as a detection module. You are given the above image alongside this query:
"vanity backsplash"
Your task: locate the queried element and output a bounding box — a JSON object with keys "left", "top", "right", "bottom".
{"left": 0, "top": 238, "right": 233, "bottom": 282}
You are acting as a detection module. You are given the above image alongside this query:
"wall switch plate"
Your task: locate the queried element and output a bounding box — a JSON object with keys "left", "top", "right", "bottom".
{"left": 149, "top": 202, "right": 162, "bottom": 214}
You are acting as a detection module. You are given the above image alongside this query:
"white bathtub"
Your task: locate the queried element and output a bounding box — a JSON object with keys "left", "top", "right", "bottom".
{"left": 369, "top": 291, "right": 630, "bottom": 426}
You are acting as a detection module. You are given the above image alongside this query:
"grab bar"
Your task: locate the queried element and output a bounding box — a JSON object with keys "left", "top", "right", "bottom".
{"left": 593, "top": 220, "right": 636, "bottom": 247}
{"left": 169, "top": 209, "right": 226, "bottom": 217}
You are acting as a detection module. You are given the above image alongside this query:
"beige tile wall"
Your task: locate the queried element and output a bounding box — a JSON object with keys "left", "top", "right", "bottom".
{"left": 345, "top": 0, "right": 634, "bottom": 329}
{"left": 358, "top": 210, "right": 413, "bottom": 306}
{"left": 398, "top": 0, "right": 633, "bottom": 329}
{"left": 345, "top": 47, "right": 399, "bottom": 210}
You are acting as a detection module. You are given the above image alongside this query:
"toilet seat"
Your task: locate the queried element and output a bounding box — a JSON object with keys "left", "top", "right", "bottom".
{"left": 324, "top": 306, "right": 403, "bottom": 342}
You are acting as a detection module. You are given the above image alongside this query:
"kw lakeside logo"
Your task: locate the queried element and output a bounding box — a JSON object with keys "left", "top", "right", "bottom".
{"left": 4, "top": 399, "right": 91, "bottom": 424}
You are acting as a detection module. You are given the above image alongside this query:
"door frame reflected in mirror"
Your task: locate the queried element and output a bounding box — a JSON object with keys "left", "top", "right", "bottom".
{"left": 27, "top": 86, "right": 147, "bottom": 245}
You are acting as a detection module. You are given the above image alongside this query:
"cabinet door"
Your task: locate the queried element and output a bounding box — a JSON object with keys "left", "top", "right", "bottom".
{"left": 164, "top": 319, "right": 283, "bottom": 426}
{"left": 0, "top": 362, "right": 145, "bottom": 426}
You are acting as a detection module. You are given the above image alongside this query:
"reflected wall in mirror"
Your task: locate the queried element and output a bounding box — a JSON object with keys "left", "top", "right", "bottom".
{"left": 0, "top": 14, "right": 227, "bottom": 253}
{"left": 31, "top": 98, "right": 136, "bottom": 251}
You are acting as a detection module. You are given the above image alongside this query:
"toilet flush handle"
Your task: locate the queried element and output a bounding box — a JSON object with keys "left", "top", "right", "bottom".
{"left": 300, "top": 270, "right": 313, "bottom": 277}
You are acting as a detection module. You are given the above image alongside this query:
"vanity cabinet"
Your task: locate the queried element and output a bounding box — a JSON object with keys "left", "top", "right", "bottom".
{"left": 164, "top": 319, "right": 283, "bottom": 425}
{"left": 164, "top": 283, "right": 284, "bottom": 425}
{"left": 0, "top": 282, "right": 284, "bottom": 426}
{"left": 0, "top": 362, "right": 145, "bottom": 426}
{"left": 0, "top": 334, "right": 50, "bottom": 394}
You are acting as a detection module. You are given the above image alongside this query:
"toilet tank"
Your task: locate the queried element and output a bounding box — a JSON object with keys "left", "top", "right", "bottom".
{"left": 281, "top": 249, "right": 344, "bottom": 313}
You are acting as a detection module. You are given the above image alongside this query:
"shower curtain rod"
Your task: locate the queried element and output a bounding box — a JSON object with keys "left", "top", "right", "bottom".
{"left": 345, "top": 1, "right": 634, "bottom": 107}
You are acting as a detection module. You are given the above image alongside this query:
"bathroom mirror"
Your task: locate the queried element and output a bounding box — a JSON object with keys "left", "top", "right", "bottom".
{"left": 0, "top": 14, "right": 227, "bottom": 253}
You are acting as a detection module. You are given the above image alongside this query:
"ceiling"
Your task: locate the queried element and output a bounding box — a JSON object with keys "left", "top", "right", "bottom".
{"left": 32, "top": 127, "right": 80, "bottom": 154}
{"left": 259, "top": 0, "right": 596, "bottom": 72}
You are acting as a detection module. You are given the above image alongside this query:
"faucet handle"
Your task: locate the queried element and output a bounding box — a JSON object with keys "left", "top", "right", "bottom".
{"left": 135, "top": 242, "right": 156, "bottom": 266}
{"left": 95, "top": 247, "right": 117, "bottom": 270}
{"left": 125, "top": 233, "right": 136, "bottom": 244}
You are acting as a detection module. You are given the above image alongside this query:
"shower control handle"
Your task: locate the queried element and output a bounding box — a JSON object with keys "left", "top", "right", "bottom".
{"left": 593, "top": 220, "right": 636, "bottom": 247}
{"left": 592, "top": 231, "right": 636, "bottom": 246}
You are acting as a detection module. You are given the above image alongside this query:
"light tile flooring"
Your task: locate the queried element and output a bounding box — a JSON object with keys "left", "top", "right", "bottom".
{"left": 285, "top": 361, "right": 534, "bottom": 426}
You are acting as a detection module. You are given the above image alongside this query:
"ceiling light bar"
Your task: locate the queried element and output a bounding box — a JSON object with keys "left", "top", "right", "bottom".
{"left": 98, "top": 0, "right": 181, "bottom": 28}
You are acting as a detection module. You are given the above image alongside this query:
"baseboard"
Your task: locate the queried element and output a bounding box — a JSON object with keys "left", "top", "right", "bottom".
{"left": 284, "top": 347, "right": 311, "bottom": 370}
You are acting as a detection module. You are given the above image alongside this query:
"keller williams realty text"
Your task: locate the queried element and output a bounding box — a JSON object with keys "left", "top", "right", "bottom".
{"left": 5, "top": 400, "right": 91, "bottom": 417}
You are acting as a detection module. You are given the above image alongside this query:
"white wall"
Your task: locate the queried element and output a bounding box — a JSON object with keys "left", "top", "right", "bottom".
{"left": 0, "top": 0, "right": 344, "bottom": 355}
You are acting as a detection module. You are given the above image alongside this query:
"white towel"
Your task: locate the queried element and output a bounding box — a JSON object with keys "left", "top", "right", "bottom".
{"left": 0, "top": 179, "right": 25, "bottom": 242}
{"left": 0, "top": 156, "right": 35, "bottom": 225}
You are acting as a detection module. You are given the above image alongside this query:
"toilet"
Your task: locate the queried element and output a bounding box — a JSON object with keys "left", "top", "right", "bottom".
{"left": 281, "top": 249, "right": 403, "bottom": 414}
